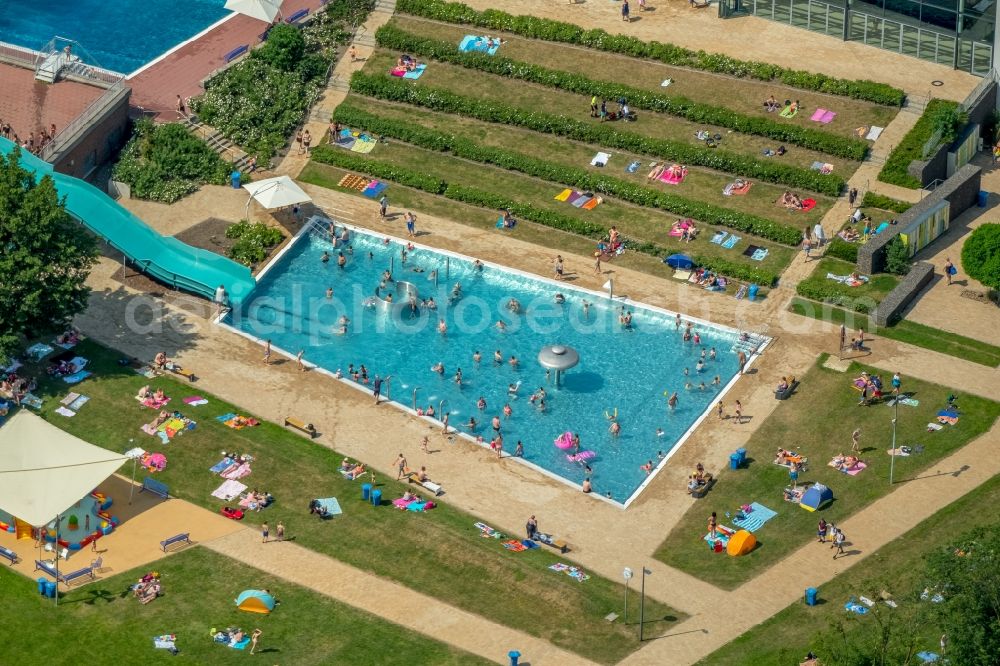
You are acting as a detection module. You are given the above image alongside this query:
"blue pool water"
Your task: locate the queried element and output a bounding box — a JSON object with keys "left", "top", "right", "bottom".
{"left": 227, "top": 228, "right": 746, "bottom": 502}
{"left": 0, "top": 0, "right": 229, "bottom": 74}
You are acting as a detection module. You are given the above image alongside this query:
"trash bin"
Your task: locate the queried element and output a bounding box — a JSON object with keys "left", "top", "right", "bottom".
{"left": 37, "top": 578, "right": 47, "bottom": 596}
{"left": 729, "top": 453, "right": 741, "bottom": 470}
{"left": 748, "top": 283, "right": 759, "bottom": 301}
{"left": 230, "top": 170, "right": 241, "bottom": 189}
{"left": 736, "top": 448, "right": 747, "bottom": 466}
{"left": 508, "top": 651, "right": 521, "bottom": 666}
{"left": 361, "top": 483, "right": 372, "bottom": 502}
{"left": 370, "top": 489, "right": 382, "bottom": 506}
{"left": 805, "top": 587, "right": 818, "bottom": 606}
{"left": 44, "top": 581, "right": 57, "bottom": 598}
{"left": 978, "top": 190, "right": 989, "bottom": 207}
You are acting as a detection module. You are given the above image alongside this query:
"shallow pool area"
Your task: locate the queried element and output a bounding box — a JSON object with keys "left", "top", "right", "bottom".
{"left": 0, "top": 0, "right": 229, "bottom": 74}
{"left": 225, "top": 224, "right": 761, "bottom": 504}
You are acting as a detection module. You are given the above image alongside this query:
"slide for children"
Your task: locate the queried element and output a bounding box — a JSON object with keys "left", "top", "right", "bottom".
{"left": 1, "top": 137, "right": 255, "bottom": 305}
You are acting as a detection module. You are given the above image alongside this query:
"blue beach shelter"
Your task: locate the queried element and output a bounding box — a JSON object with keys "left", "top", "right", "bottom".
{"left": 664, "top": 254, "right": 694, "bottom": 269}
{"left": 799, "top": 483, "right": 833, "bottom": 512}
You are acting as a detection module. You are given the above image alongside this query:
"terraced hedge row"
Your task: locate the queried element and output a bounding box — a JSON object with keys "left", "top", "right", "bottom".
{"left": 395, "top": 0, "right": 906, "bottom": 106}
{"left": 349, "top": 71, "right": 845, "bottom": 196}
{"left": 374, "top": 25, "right": 868, "bottom": 161}
{"left": 333, "top": 103, "right": 803, "bottom": 245}
{"left": 310, "top": 146, "right": 782, "bottom": 285}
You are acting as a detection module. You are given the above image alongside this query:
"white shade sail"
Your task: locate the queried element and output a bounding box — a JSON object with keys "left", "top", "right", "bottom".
{"left": 243, "top": 175, "right": 312, "bottom": 210}
{"left": 0, "top": 411, "right": 128, "bottom": 526}
{"left": 224, "top": 0, "right": 282, "bottom": 23}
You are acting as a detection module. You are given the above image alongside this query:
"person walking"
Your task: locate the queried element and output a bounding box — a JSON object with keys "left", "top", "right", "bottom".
{"left": 852, "top": 428, "right": 862, "bottom": 452}
{"left": 394, "top": 453, "right": 407, "bottom": 479}
{"left": 594, "top": 253, "right": 602, "bottom": 276}
{"left": 802, "top": 237, "right": 812, "bottom": 261}
{"left": 944, "top": 257, "right": 957, "bottom": 285}
{"left": 296, "top": 350, "right": 305, "bottom": 372}
{"left": 405, "top": 211, "right": 416, "bottom": 237}
{"left": 621, "top": 0, "right": 631, "bottom": 21}
{"left": 848, "top": 187, "right": 858, "bottom": 206}
{"left": 813, "top": 222, "right": 825, "bottom": 247}
{"left": 737, "top": 350, "right": 747, "bottom": 374}
{"left": 275, "top": 521, "right": 285, "bottom": 542}
{"left": 817, "top": 518, "right": 828, "bottom": 543}
{"left": 372, "top": 374, "right": 387, "bottom": 404}
{"left": 525, "top": 515, "right": 538, "bottom": 540}
{"left": 891, "top": 372, "right": 902, "bottom": 396}
{"left": 348, "top": 44, "right": 358, "bottom": 62}
{"left": 379, "top": 194, "right": 388, "bottom": 219}
{"left": 590, "top": 95, "right": 598, "bottom": 118}
{"left": 249, "top": 629, "right": 262, "bottom": 655}
{"left": 302, "top": 129, "right": 312, "bottom": 155}
{"left": 295, "top": 130, "right": 303, "bottom": 154}
{"left": 831, "top": 528, "right": 846, "bottom": 559}
{"left": 261, "top": 522, "right": 269, "bottom": 543}
{"left": 175, "top": 95, "right": 187, "bottom": 119}
{"left": 214, "top": 284, "right": 228, "bottom": 315}
{"left": 263, "top": 339, "right": 271, "bottom": 365}
{"left": 733, "top": 400, "right": 743, "bottom": 424}
{"left": 789, "top": 460, "right": 800, "bottom": 488}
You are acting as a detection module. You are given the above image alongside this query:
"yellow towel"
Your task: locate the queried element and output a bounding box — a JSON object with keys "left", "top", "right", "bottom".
{"left": 554, "top": 188, "right": 573, "bottom": 202}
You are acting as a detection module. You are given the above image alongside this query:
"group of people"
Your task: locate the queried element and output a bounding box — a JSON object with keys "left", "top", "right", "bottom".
{"left": 779, "top": 191, "right": 805, "bottom": 210}
{"left": 0, "top": 119, "right": 57, "bottom": 156}
{"left": 647, "top": 163, "right": 686, "bottom": 181}
{"left": 686, "top": 462, "right": 713, "bottom": 493}
{"left": 590, "top": 96, "right": 634, "bottom": 122}
{"left": 1, "top": 371, "right": 36, "bottom": 405}
{"left": 670, "top": 218, "right": 699, "bottom": 242}
{"left": 132, "top": 572, "right": 162, "bottom": 605}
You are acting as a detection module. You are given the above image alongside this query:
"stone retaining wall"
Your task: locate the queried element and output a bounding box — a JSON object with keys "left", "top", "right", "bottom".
{"left": 871, "top": 261, "right": 935, "bottom": 326}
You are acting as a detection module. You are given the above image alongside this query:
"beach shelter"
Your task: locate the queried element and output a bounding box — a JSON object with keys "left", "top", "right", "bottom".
{"left": 664, "top": 254, "right": 694, "bottom": 269}
{"left": 224, "top": 0, "right": 282, "bottom": 23}
{"left": 800, "top": 483, "right": 834, "bottom": 512}
{"left": 236, "top": 589, "right": 276, "bottom": 614}
{"left": 243, "top": 175, "right": 311, "bottom": 216}
{"left": 726, "top": 529, "right": 757, "bottom": 556}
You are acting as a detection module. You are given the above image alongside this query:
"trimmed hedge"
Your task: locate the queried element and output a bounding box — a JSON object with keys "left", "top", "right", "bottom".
{"left": 796, "top": 280, "right": 874, "bottom": 313}
{"left": 861, "top": 191, "right": 912, "bottom": 214}
{"left": 374, "top": 25, "right": 867, "bottom": 161}
{"left": 878, "top": 99, "right": 960, "bottom": 189}
{"left": 395, "top": 0, "right": 905, "bottom": 106}
{"left": 349, "top": 71, "right": 845, "bottom": 196}
{"left": 825, "top": 237, "right": 859, "bottom": 263}
{"left": 311, "top": 146, "right": 781, "bottom": 285}
{"left": 333, "top": 103, "right": 803, "bottom": 245}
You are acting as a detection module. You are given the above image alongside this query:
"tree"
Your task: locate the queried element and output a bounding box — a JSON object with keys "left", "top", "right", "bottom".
{"left": 884, "top": 236, "right": 912, "bottom": 276}
{"left": 0, "top": 147, "right": 98, "bottom": 365}
{"left": 256, "top": 24, "right": 306, "bottom": 72}
{"left": 961, "top": 223, "right": 1000, "bottom": 291}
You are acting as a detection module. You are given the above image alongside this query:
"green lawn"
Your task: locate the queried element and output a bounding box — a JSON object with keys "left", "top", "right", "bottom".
{"left": 4, "top": 547, "right": 486, "bottom": 665}
{"left": 339, "top": 95, "right": 831, "bottom": 228}
{"left": 391, "top": 15, "right": 897, "bottom": 141}
{"left": 789, "top": 298, "right": 1000, "bottom": 368}
{"left": 325, "top": 125, "right": 795, "bottom": 276}
{"left": 21, "top": 340, "right": 682, "bottom": 664}
{"left": 697, "top": 475, "right": 1000, "bottom": 665}
{"left": 364, "top": 49, "right": 858, "bottom": 178}
{"left": 653, "top": 355, "right": 1000, "bottom": 589}
{"left": 797, "top": 256, "right": 901, "bottom": 307}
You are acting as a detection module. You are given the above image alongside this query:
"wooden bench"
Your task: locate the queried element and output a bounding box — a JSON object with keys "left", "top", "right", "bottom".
{"left": 168, "top": 365, "right": 196, "bottom": 382}
{"left": 160, "top": 533, "right": 191, "bottom": 552}
{"left": 223, "top": 44, "right": 249, "bottom": 63}
{"left": 535, "top": 534, "right": 568, "bottom": 553}
{"left": 139, "top": 476, "right": 169, "bottom": 500}
{"left": 35, "top": 560, "right": 94, "bottom": 585}
{"left": 0, "top": 546, "right": 18, "bottom": 565}
{"left": 284, "top": 416, "right": 317, "bottom": 438}
{"left": 286, "top": 8, "right": 309, "bottom": 23}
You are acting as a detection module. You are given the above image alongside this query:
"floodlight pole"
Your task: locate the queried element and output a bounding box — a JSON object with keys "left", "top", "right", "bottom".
{"left": 54, "top": 513, "right": 61, "bottom": 606}
{"left": 889, "top": 399, "right": 898, "bottom": 485}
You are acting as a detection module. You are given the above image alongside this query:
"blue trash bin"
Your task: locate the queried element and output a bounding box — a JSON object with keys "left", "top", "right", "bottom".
{"left": 371, "top": 489, "right": 382, "bottom": 506}
{"left": 748, "top": 283, "right": 759, "bottom": 301}
{"left": 37, "top": 577, "right": 47, "bottom": 596}
{"left": 736, "top": 447, "right": 747, "bottom": 466}
{"left": 978, "top": 190, "right": 988, "bottom": 208}
{"left": 729, "top": 453, "right": 741, "bottom": 470}
{"left": 805, "top": 587, "right": 818, "bottom": 606}
{"left": 508, "top": 651, "right": 521, "bottom": 666}
{"left": 231, "top": 170, "right": 241, "bottom": 189}
{"left": 44, "top": 581, "right": 57, "bottom": 598}
{"left": 361, "top": 483, "right": 372, "bottom": 502}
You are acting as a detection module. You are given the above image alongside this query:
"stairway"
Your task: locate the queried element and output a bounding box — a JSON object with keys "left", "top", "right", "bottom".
{"left": 35, "top": 51, "right": 73, "bottom": 83}
{"left": 179, "top": 117, "right": 253, "bottom": 171}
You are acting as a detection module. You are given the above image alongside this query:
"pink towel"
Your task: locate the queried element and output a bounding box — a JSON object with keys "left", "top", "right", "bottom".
{"left": 845, "top": 462, "right": 867, "bottom": 476}
{"left": 219, "top": 462, "right": 240, "bottom": 477}
{"left": 810, "top": 108, "right": 827, "bottom": 121}
{"left": 659, "top": 169, "right": 687, "bottom": 184}
{"left": 222, "top": 463, "right": 252, "bottom": 480}
{"left": 820, "top": 110, "right": 836, "bottom": 124}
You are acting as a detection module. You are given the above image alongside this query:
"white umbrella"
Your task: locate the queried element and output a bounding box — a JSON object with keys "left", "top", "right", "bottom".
{"left": 225, "top": 0, "right": 282, "bottom": 23}
{"left": 243, "top": 175, "right": 312, "bottom": 214}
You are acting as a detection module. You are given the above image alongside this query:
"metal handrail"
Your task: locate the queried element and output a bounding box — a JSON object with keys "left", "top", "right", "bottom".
{"left": 0, "top": 40, "right": 39, "bottom": 68}
{"left": 40, "top": 80, "right": 126, "bottom": 162}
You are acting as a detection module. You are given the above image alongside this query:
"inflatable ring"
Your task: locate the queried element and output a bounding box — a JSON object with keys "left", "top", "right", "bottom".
{"left": 605, "top": 409, "right": 617, "bottom": 420}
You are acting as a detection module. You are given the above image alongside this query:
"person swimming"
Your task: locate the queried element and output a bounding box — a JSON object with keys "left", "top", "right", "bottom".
{"left": 508, "top": 382, "right": 520, "bottom": 396}
{"left": 473, "top": 351, "right": 481, "bottom": 364}
{"left": 431, "top": 362, "right": 444, "bottom": 375}
{"left": 554, "top": 293, "right": 565, "bottom": 304}
{"left": 454, "top": 368, "right": 463, "bottom": 385}
{"left": 321, "top": 251, "right": 330, "bottom": 263}
{"left": 496, "top": 320, "right": 507, "bottom": 331}
{"left": 494, "top": 350, "right": 503, "bottom": 365}
{"left": 477, "top": 396, "right": 487, "bottom": 411}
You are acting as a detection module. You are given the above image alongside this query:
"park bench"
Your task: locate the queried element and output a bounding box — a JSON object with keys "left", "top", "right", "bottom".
{"left": 35, "top": 560, "right": 94, "bottom": 586}
{"left": 139, "top": 476, "right": 170, "bottom": 500}
{"left": 284, "top": 416, "right": 317, "bottom": 438}
{"left": 534, "top": 533, "right": 568, "bottom": 553}
{"left": 168, "top": 365, "right": 196, "bottom": 382}
{"left": 223, "top": 44, "right": 249, "bottom": 64}
{"left": 0, "top": 545, "right": 18, "bottom": 565}
{"left": 160, "top": 533, "right": 191, "bottom": 552}
{"left": 286, "top": 8, "right": 309, "bottom": 23}
{"left": 775, "top": 379, "right": 800, "bottom": 400}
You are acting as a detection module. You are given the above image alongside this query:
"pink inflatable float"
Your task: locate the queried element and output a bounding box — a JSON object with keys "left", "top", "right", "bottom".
{"left": 554, "top": 431, "right": 574, "bottom": 449}
{"left": 566, "top": 450, "right": 596, "bottom": 463}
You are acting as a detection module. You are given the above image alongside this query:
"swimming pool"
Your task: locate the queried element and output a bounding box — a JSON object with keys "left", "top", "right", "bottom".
{"left": 225, "top": 224, "right": 759, "bottom": 504}
{"left": 0, "top": 0, "right": 229, "bottom": 74}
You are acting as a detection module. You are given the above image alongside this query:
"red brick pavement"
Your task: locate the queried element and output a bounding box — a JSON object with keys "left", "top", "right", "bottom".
{"left": 0, "top": 63, "right": 103, "bottom": 145}
{"left": 127, "top": 0, "right": 322, "bottom": 120}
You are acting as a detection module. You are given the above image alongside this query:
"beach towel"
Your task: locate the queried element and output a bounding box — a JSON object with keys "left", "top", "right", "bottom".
{"left": 350, "top": 139, "right": 377, "bottom": 154}
{"left": 659, "top": 168, "right": 687, "bottom": 184}
{"left": 139, "top": 396, "right": 170, "bottom": 409}
{"left": 886, "top": 396, "right": 919, "bottom": 407}
{"left": 335, "top": 135, "right": 357, "bottom": 150}
{"left": 810, "top": 161, "right": 834, "bottom": 174}
{"left": 916, "top": 652, "right": 939, "bottom": 664}
{"left": 722, "top": 234, "right": 741, "bottom": 249}
{"left": 710, "top": 231, "right": 728, "bottom": 245}
{"left": 742, "top": 244, "right": 763, "bottom": 257}
{"left": 19, "top": 393, "right": 41, "bottom": 410}
{"left": 153, "top": 635, "right": 177, "bottom": 650}
{"left": 571, "top": 195, "right": 593, "bottom": 208}
{"left": 222, "top": 463, "right": 252, "bottom": 480}
{"left": 210, "top": 479, "right": 247, "bottom": 501}
{"left": 866, "top": 126, "right": 884, "bottom": 141}
{"left": 779, "top": 105, "right": 798, "bottom": 118}
{"left": 800, "top": 198, "right": 817, "bottom": 212}
{"left": 209, "top": 458, "right": 233, "bottom": 474}
{"left": 548, "top": 563, "right": 590, "bottom": 582}
{"left": 407, "top": 501, "right": 432, "bottom": 512}
{"left": 703, "top": 525, "right": 735, "bottom": 547}
{"left": 183, "top": 396, "right": 208, "bottom": 406}
{"left": 503, "top": 539, "right": 527, "bottom": 552}
{"left": 554, "top": 188, "right": 574, "bottom": 202}
{"left": 810, "top": 108, "right": 827, "bottom": 122}
{"left": 459, "top": 35, "right": 501, "bottom": 55}
{"left": 750, "top": 248, "right": 769, "bottom": 261}
{"left": 67, "top": 395, "right": 90, "bottom": 411}
{"left": 361, "top": 180, "right": 389, "bottom": 198}
{"left": 626, "top": 160, "right": 641, "bottom": 173}
{"left": 134, "top": 366, "right": 157, "bottom": 379}
{"left": 26, "top": 343, "right": 54, "bottom": 360}
{"left": 401, "top": 64, "right": 426, "bottom": 79}
{"left": 230, "top": 637, "right": 251, "bottom": 650}
{"left": 581, "top": 197, "right": 601, "bottom": 210}
{"left": 820, "top": 110, "right": 836, "bottom": 123}
{"left": 660, "top": 78, "right": 672, "bottom": 87}
{"left": 62, "top": 370, "right": 91, "bottom": 384}
{"left": 673, "top": 269, "right": 692, "bottom": 281}
{"left": 590, "top": 152, "right": 611, "bottom": 167}
{"left": 827, "top": 273, "right": 869, "bottom": 287}
{"left": 55, "top": 406, "right": 76, "bottom": 417}
{"left": 316, "top": 497, "right": 342, "bottom": 515}
{"left": 844, "top": 462, "right": 867, "bottom": 476}
{"left": 732, "top": 502, "right": 777, "bottom": 532}
{"left": 393, "top": 497, "right": 417, "bottom": 509}
{"left": 474, "top": 522, "right": 504, "bottom": 538}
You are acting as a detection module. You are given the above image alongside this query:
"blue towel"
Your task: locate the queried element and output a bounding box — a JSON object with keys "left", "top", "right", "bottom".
{"left": 316, "top": 497, "right": 342, "bottom": 516}
{"left": 916, "top": 652, "right": 939, "bottom": 663}
{"left": 215, "top": 412, "right": 237, "bottom": 423}
{"left": 209, "top": 458, "right": 232, "bottom": 474}
{"left": 62, "top": 370, "right": 92, "bottom": 384}
{"left": 402, "top": 64, "right": 426, "bottom": 80}
{"left": 571, "top": 195, "right": 592, "bottom": 208}
{"left": 710, "top": 231, "right": 727, "bottom": 245}
{"left": 626, "top": 160, "right": 641, "bottom": 173}
{"left": 361, "top": 181, "right": 388, "bottom": 198}
{"left": 231, "top": 636, "right": 251, "bottom": 650}
{"left": 750, "top": 248, "right": 769, "bottom": 261}
{"left": 459, "top": 35, "right": 500, "bottom": 55}
{"left": 732, "top": 502, "right": 777, "bottom": 532}
{"left": 407, "top": 501, "right": 428, "bottom": 512}
{"left": 722, "top": 235, "right": 740, "bottom": 249}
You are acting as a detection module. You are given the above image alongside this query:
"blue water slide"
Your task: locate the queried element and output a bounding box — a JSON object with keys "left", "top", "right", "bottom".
{"left": 1, "top": 137, "right": 255, "bottom": 305}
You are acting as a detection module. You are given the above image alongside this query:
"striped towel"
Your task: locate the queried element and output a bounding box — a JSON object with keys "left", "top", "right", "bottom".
{"left": 732, "top": 502, "right": 777, "bottom": 532}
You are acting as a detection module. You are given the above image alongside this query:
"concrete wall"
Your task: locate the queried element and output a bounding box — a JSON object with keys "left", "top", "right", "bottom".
{"left": 52, "top": 86, "right": 130, "bottom": 182}
{"left": 908, "top": 144, "right": 949, "bottom": 186}
{"left": 871, "top": 261, "right": 935, "bottom": 326}
{"left": 858, "top": 163, "right": 981, "bottom": 273}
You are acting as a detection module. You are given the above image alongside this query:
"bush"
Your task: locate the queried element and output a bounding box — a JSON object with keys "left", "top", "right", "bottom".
{"left": 884, "top": 236, "right": 911, "bottom": 275}
{"left": 226, "top": 220, "right": 285, "bottom": 266}
{"left": 349, "top": 71, "right": 845, "bottom": 196}
{"left": 825, "top": 237, "right": 859, "bottom": 263}
{"left": 395, "top": 0, "right": 905, "bottom": 106}
{"left": 257, "top": 24, "right": 306, "bottom": 71}
{"left": 333, "top": 103, "right": 803, "bottom": 245}
{"left": 861, "top": 191, "right": 912, "bottom": 214}
{"left": 374, "top": 25, "right": 867, "bottom": 161}
{"left": 310, "top": 146, "right": 781, "bottom": 285}
{"left": 111, "top": 119, "right": 230, "bottom": 203}
{"left": 961, "top": 223, "right": 1000, "bottom": 290}
{"left": 878, "top": 99, "right": 961, "bottom": 189}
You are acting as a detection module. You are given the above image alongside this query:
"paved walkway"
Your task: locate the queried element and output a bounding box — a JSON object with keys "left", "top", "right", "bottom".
{"left": 205, "top": 528, "right": 599, "bottom": 666}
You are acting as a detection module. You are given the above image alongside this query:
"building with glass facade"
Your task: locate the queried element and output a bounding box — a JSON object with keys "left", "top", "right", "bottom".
{"left": 743, "top": 0, "right": 995, "bottom": 75}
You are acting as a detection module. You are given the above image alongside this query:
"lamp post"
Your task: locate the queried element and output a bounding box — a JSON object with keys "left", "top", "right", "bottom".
{"left": 639, "top": 566, "right": 652, "bottom": 641}
{"left": 889, "top": 398, "right": 899, "bottom": 485}
{"left": 623, "top": 567, "right": 633, "bottom": 623}
{"left": 125, "top": 439, "right": 138, "bottom": 504}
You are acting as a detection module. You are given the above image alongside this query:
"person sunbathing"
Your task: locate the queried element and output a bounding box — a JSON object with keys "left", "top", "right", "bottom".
{"left": 348, "top": 464, "right": 366, "bottom": 480}
{"left": 684, "top": 224, "right": 698, "bottom": 242}
{"left": 339, "top": 458, "right": 353, "bottom": 472}
{"left": 140, "top": 581, "right": 161, "bottom": 604}
{"left": 763, "top": 95, "right": 780, "bottom": 112}
{"left": 402, "top": 491, "right": 417, "bottom": 502}
{"left": 667, "top": 164, "right": 684, "bottom": 179}
{"left": 693, "top": 463, "right": 712, "bottom": 484}
{"left": 154, "top": 352, "right": 168, "bottom": 370}
{"left": 779, "top": 191, "right": 803, "bottom": 209}
{"left": 840, "top": 227, "right": 860, "bottom": 242}
{"left": 153, "top": 388, "right": 166, "bottom": 402}
{"left": 647, "top": 162, "right": 665, "bottom": 180}
{"left": 136, "top": 385, "right": 151, "bottom": 400}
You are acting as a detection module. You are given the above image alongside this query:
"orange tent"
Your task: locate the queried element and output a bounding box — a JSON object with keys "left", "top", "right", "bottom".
{"left": 726, "top": 529, "right": 757, "bottom": 556}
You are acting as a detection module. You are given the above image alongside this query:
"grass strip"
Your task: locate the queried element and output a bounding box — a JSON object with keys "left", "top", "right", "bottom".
{"left": 349, "top": 70, "right": 846, "bottom": 196}
{"left": 374, "top": 23, "right": 868, "bottom": 161}
{"left": 395, "top": 0, "right": 905, "bottom": 106}
{"left": 795, "top": 257, "right": 900, "bottom": 313}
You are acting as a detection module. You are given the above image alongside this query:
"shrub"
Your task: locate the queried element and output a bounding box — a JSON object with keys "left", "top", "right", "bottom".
{"left": 226, "top": 220, "right": 285, "bottom": 266}
{"left": 395, "top": 0, "right": 906, "bottom": 106}
{"left": 257, "top": 24, "right": 306, "bottom": 71}
{"left": 884, "top": 236, "right": 912, "bottom": 275}
{"left": 310, "top": 147, "right": 782, "bottom": 285}
{"left": 878, "top": 99, "right": 960, "bottom": 189}
{"left": 861, "top": 191, "right": 912, "bottom": 214}
{"left": 825, "top": 237, "right": 859, "bottom": 263}
{"left": 960, "top": 222, "right": 1000, "bottom": 290}
{"left": 349, "top": 71, "right": 845, "bottom": 196}
{"left": 333, "top": 103, "right": 803, "bottom": 245}
{"left": 111, "top": 119, "right": 230, "bottom": 203}
{"left": 374, "top": 25, "right": 867, "bottom": 161}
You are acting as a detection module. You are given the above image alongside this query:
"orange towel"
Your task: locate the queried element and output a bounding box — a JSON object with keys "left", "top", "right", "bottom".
{"left": 582, "top": 197, "right": 600, "bottom": 210}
